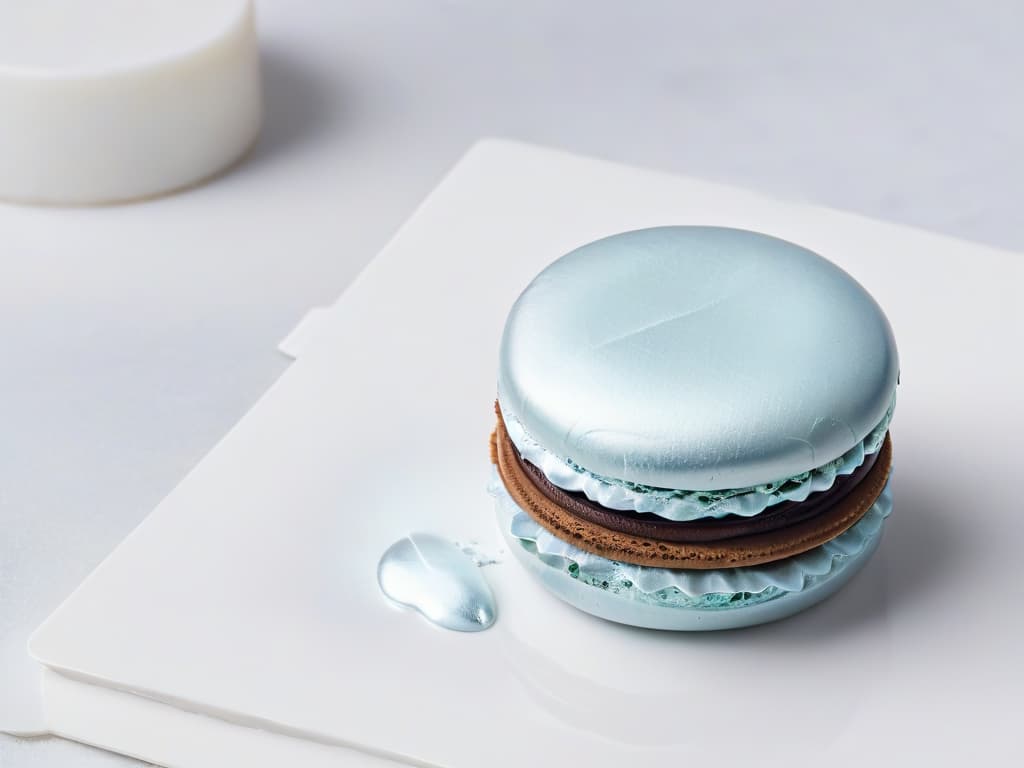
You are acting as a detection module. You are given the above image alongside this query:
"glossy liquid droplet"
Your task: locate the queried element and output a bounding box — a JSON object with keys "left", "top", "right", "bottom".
{"left": 377, "top": 533, "right": 497, "bottom": 632}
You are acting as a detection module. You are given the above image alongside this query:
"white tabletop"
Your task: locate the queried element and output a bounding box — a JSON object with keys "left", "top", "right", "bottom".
{"left": 2, "top": 1, "right": 1022, "bottom": 766}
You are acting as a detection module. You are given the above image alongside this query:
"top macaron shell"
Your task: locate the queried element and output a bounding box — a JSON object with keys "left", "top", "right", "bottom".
{"left": 498, "top": 227, "right": 898, "bottom": 491}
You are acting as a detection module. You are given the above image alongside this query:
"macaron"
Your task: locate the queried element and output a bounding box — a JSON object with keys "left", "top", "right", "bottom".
{"left": 489, "top": 226, "right": 898, "bottom": 630}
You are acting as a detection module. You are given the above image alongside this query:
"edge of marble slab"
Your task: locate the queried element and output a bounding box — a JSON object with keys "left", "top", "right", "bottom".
{"left": 39, "top": 669, "right": 407, "bottom": 767}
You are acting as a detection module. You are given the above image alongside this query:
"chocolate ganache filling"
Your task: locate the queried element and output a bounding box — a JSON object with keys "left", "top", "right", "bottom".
{"left": 513, "top": 444, "right": 881, "bottom": 545}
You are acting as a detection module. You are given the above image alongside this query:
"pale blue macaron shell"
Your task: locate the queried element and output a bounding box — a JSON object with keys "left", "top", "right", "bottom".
{"left": 498, "top": 226, "right": 899, "bottom": 491}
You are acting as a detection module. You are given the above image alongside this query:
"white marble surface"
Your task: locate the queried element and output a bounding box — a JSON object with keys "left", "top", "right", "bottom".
{"left": 1, "top": 1, "right": 1022, "bottom": 765}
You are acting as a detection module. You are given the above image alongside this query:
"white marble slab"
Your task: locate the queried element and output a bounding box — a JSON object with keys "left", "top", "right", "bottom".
{"left": 21, "top": 140, "right": 1024, "bottom": 766}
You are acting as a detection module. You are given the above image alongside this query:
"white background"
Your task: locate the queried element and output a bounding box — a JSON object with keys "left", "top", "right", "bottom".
{"left": 2, "top": 1, "right": 1023, "bottom": 765}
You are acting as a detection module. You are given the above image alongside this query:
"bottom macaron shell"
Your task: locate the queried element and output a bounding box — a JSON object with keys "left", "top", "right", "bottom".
{"left": 494, "top": 477, "right": 892, "bottom": 631}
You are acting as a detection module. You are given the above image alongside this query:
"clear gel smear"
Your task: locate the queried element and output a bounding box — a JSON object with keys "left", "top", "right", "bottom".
{"left": 377, "top": 533, "right": 496, "bottom": 632}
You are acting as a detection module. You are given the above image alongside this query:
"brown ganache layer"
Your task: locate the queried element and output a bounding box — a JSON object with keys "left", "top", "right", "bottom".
{"left": 491, "top": 408, "right": 892, "bottom": 570}
{"left": 518, "top": 446, "right": 880, "bottom": 544}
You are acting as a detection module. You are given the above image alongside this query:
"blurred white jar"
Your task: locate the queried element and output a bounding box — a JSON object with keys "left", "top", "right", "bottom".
{"left": 0, "top": 0, "right": 262, "bottom": 204}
